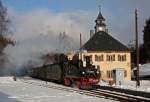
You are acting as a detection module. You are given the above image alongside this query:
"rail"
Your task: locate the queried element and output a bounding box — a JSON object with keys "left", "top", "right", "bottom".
{"left": 19, "top": 77, "right": 150, "bottom": 102}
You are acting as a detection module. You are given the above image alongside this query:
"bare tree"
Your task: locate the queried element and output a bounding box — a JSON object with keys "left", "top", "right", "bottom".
{"left": 0, "top": 0, "right": 10, "bottom": 36}
{"left": 0, "top": 0, "right": 14, "bottom": 75}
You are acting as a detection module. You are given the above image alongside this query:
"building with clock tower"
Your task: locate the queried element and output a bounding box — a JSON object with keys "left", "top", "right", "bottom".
{"left": 79, "top": 9, "right": 131, "bottom": 81}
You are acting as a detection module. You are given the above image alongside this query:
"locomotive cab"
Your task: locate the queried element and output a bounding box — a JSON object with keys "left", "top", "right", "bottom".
{"left": 81, "top": 56, "right": 100, "bottom": 78}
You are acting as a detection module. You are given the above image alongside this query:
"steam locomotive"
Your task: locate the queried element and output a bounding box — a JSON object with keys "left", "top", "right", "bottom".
{"left": 28, "top": 54, "right": 100, "bottom": 89}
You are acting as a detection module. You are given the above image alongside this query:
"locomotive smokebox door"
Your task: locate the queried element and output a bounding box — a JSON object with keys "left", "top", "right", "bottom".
{"left": 112, "top": 68, "right": 124, "bottom": 86}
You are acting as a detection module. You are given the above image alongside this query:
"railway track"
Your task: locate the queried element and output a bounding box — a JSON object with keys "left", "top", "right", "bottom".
{"left": 91, "top": 89, "right": 150, "bottom": 102}
{"left": 19, "top": 77, "right": 150, "bottom": 102}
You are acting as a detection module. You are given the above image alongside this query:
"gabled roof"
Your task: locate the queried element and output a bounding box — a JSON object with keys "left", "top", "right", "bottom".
{"left": 82, "top": 31, "right": 129, "bottom": 51}
{"left": 96, "top": 11, "right": 105, "bottom": 21}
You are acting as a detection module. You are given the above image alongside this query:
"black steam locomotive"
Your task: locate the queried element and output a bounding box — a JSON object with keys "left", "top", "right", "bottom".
{"left": 28, "top": 54, "right": 100, "bottom": 89}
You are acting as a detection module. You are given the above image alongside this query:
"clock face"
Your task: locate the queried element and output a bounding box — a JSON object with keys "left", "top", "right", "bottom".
{"left": 98, "top": 27, "right": 103, "bottom": 31}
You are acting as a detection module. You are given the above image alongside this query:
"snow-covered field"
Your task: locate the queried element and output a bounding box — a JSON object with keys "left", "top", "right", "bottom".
{"left": 122, "top": 80, "right": 150, "bottom": 92}
{"left": 0, "top": 77, "right": 116, "bottom": 102}
{"left": 1, "top": 70, "right": 149, "bottom": 102}
{"left": 126, "top": 63, "right": 150, "bottom": 92}
{"left": 100, "top": 78, "right": 150, "bottom": 93}
{"left": 132, "top": 63, "right": 150, "bottom": 78}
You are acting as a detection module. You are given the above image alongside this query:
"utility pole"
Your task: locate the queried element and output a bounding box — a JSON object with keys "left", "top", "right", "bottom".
{"left": 135, "top": 8, "right": 140, "bottom": 87}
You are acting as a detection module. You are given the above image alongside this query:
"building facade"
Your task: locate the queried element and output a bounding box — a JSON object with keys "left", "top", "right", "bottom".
{"left": 80, "top": 10, "right": 131, "bottom": 81}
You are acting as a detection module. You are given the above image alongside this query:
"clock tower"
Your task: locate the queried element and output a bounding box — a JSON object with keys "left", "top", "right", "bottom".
{"left": 94, "top": 8, "right": 106, "bottom": 33}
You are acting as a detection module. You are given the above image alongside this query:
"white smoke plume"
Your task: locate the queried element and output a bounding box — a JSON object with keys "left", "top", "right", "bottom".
{"left": 3, "top": 9, "right": 95, "bottom": 75}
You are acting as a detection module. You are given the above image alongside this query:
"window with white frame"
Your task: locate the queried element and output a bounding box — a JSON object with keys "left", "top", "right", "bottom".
{"left": 118, "top": 55, "right": 126, "bottom": 61}
{"left": 95, "top": 55, "right": 104, "bottom": 62}
{"left": 106, "top": 54, "right": 115, "bottom": 61}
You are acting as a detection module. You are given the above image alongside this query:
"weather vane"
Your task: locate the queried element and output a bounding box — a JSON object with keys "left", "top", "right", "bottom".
{"left": 99, "top": 5, "right": 101, "bottom": 12}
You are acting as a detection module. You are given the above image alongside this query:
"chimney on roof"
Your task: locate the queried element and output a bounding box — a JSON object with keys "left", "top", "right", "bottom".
{"left": 90, "top": 30, "right": 94, "bottom": 38}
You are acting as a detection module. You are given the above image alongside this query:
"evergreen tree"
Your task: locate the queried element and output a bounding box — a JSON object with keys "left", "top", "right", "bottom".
{"left": 0, "top": 0, "right": 12, "bottom": 53}
{"left": 139, "top": 44, "right": 147, "bottom": 64}
{"left": 143, "top": 18, "right": 150, "bottom": 61}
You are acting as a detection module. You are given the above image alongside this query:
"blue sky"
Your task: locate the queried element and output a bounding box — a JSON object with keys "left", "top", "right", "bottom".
{"left": 2, "top": 0, "right": 136, "bottom": 14}
{"left": 3, "top": 0, "right": 99, "bottom": 12}
{"left": 2, "top": 0, "right": 150, "bottom": 44}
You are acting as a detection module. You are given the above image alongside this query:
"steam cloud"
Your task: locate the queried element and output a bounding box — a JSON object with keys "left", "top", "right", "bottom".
{"left": 3, "top": 9, "right": 95, "bottom": 75}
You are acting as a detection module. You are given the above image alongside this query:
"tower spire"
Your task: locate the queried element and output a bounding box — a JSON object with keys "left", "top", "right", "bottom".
{"left": 94, "top": 6, "right": 107, "bottom": 33}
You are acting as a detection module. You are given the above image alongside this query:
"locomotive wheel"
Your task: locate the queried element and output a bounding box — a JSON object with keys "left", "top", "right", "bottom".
{"left": 76, "top": 81, "right": 81, "bottom": 89}
{"left": 71, "top": 81, "right": 80, "bottom": 89}
{"left": 64, "top": 78, "right": 71, "bottom": 86}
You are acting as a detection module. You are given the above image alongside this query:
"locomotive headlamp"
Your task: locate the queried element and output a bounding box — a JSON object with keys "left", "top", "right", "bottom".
{"left": 82, "top": 72, "right": 85, "bottom": 74}
{"left": 97, "top": 71, "right": 100, "bottom": 74}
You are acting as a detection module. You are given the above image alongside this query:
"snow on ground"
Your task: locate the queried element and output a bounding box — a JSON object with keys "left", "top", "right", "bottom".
{"left": 122, "top": 80, "right": 150, "bottom": 92}
{"left": 125, "top": 63, "right": 150, "bottom": 92}
{"left": 132, "top": 63, "right": 150, "bottom": 78}
{"left": 100, "top": 78, "right": 150, "bottom": 93}
{"left": 0, "top": 77, "right": 116, "bottom": 102}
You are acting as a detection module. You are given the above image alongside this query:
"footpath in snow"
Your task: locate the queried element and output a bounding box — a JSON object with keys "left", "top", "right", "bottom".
{"left": 0, "top": 76, "right": 116, "bottom": 102}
